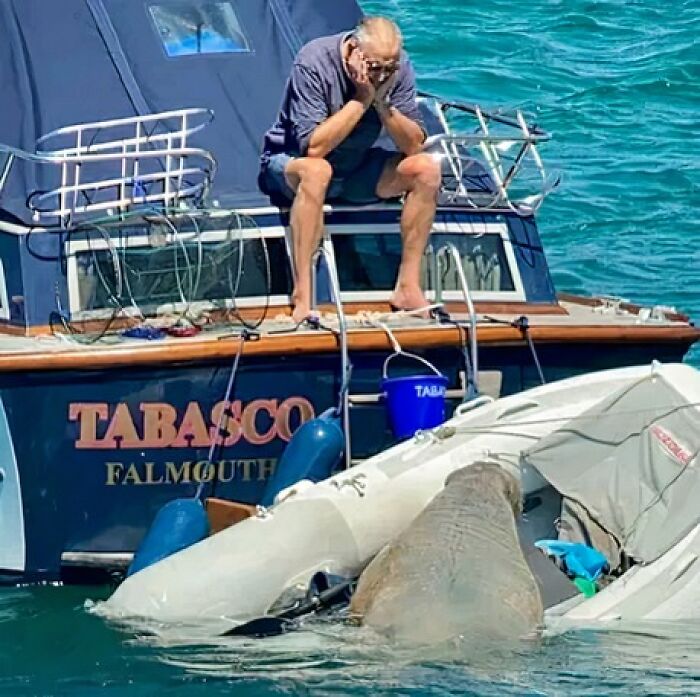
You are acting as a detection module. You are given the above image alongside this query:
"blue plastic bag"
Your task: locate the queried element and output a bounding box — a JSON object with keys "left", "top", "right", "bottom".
{"left": 535, "top": 539, "right": 608, "bottom": 581}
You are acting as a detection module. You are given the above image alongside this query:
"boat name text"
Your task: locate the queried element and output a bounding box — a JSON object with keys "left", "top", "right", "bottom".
{"left": 69, "top": 398, "right": 315, "bottom": 449}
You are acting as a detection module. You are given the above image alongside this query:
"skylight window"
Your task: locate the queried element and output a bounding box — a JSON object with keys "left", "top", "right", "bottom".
{"left": 149, "top": 2, "right": 251, "bottom": 57}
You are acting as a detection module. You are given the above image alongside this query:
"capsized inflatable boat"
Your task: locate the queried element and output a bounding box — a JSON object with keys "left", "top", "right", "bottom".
{"left": 96, "top": 362, "right": 700, "bottom": 631}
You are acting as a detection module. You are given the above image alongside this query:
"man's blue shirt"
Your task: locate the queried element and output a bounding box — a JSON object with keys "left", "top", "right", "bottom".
{"left": 261, "top": 32, "right": 424, "bottom": 176}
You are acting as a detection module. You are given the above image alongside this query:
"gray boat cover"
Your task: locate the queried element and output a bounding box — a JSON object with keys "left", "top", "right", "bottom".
{"left": 523, "top": 369, "right": 700, "bottom": 564}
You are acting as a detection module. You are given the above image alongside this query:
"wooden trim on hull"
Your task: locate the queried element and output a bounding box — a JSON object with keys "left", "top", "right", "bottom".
{"left": 0, "top": 323, "right": 698, "bottom": 373}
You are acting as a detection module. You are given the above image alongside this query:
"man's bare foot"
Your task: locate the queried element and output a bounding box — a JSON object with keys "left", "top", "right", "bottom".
{"left": 291, "top": 301, "right": 319, "bottom": 325}
{"left": 389, "top": 287, "right": 430, "bottom": 313}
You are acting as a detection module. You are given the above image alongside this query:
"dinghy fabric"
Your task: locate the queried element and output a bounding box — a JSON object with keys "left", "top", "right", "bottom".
{"left": 0, "top": 0, "right": 363, "bottom": 222}
{"left": 523, "top": 367, "right": 700, "bottom": 564}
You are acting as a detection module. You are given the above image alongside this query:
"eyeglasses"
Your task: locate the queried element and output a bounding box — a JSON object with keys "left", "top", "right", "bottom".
{"left": 365, "top": 59, "right": 399, "bottom": 76}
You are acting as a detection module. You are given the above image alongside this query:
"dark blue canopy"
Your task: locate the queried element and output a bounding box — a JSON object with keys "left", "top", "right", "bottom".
{"left": 0, "top": 0, "right": 363, "bottom": 222}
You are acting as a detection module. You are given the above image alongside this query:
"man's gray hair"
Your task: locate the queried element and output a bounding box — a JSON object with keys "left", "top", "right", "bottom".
{"left": 354, "top": 16, "right": 403, "bottom": 48}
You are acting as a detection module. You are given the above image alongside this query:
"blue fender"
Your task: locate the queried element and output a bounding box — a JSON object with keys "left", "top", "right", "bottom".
{"left": 127, "top": 498, "right": 209, "bottom": 577}
{"left": 261, "top": 409, "right": 344, "bottom": 506}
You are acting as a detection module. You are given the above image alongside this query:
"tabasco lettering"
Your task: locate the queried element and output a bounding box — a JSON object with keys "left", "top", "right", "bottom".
{"left": 68, "top": 397, "right": 315, "bottom": 450}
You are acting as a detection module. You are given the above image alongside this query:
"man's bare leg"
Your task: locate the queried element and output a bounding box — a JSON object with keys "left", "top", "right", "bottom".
{"left": 376, "top": 153, "right": 442, "bottom": 311}
{"left": 284, "top": 158, "right": 333, "bottom": 323}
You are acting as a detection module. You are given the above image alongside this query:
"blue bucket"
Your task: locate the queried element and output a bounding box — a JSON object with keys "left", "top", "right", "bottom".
{"left": 382, "top": 352, "right": 448, "bottom": 439}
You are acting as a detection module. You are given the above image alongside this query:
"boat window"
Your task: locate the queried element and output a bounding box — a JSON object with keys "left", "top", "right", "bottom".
{"left": 332, "top": 232, "right": 515, "bottom": 295}
{"left": 432, "top": 233, "right": 515, "bottom": 293}
{"left": 73, "top": 230, "right": 291, "bottom": 314}
{"left": 148, "top": 2, "right": 251, "bottom": 57}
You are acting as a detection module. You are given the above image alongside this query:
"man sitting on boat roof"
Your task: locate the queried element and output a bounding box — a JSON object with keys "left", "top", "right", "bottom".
{"left": 259, "top": 16, "right": 441, "bottom": 323}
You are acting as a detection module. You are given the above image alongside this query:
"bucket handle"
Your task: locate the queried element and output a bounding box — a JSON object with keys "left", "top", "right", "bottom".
{"left": 382, "top": 351, "right": 444, "bottom": 380}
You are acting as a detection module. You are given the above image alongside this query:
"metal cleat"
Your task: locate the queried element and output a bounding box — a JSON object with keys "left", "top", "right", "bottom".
{"left": 595, "top": 296, "right": 630, "bottom": 316}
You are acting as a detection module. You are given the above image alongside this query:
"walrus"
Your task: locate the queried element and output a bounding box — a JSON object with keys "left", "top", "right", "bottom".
{"left": 349, "top": 461, "right": 544, "bottom": 647}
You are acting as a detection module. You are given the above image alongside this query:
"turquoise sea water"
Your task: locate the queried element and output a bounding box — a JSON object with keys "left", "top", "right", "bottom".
{"left": 2, "top": 1, "right": 699, "bottom": 695}
{"left": 369, "top": 0, "right": 698, "bottom": 369}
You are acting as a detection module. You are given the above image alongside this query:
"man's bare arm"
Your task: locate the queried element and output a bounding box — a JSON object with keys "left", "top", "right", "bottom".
{"left": 306, "top": 96, "right": 371, "bottom": 159}
{"left": 375, "top": 102, "right": 425, "bottom": 156}
{"left": 306, "top": 47, "right": 375, "bottom": 159}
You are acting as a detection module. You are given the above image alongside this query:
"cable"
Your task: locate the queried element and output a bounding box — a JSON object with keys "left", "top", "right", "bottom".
{"left": 195, "top": 332, "right": 247, "bottom": 501}
{"left": 223, "top": 211, "right": 272, "bottom": 331}
{"left": 483, "top": 314, "right": 545, "bottom": 385}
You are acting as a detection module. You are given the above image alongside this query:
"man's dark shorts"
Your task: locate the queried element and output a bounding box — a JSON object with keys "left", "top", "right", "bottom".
{"left": 260, "top": 148, "right": 398, "bottom": 205}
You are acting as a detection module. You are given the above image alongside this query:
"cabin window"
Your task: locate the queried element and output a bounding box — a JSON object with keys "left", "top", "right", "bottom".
{"left": 70, "top": 225, "right": 291, "bottom": 315}
{"left": 430, "top": 233, "right": 516, "bottom": 293}
{"left": 331, "top": 228, "right": 517, "bottom": 299}
{"left": 148, "top": 2, "right": 251, "bottom": 57}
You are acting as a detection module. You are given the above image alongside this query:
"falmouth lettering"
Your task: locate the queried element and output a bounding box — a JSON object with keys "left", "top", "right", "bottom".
{"left": 69, "top": 397, "right": 314, "bottom": 449}
{"left": 104, "top": 458, "right": 279, "bottom": 486}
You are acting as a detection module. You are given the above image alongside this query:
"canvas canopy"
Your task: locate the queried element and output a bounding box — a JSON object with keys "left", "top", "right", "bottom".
{"left": 0, "top": 0, "right": 363, "bottom": 222}
{"left": 523, "top": 366, "right": 700, "bottom": 564}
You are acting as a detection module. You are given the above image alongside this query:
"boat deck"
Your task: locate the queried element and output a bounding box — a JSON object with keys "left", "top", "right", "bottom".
{"left": 0, "top": 296, "right": 695, "bottom": 372}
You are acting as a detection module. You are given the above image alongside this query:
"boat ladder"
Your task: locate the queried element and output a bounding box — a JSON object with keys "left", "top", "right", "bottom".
{"left": 311, "top": 231, "right": 352, "bottom": 468}
{"left": 434, "top": 242, "right": 480, "bottom": 400}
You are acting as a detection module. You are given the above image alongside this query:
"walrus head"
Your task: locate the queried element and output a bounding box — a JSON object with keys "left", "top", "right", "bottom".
{"left": 445, "top": 461, "right": 523, "bottom": 515}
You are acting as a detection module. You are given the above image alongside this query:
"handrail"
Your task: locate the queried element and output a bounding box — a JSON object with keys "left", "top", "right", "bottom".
{"left": 0, "top": 108, "right": 216, "bottom": 227}
{"left": 36, "top": 108, "right": 213, "bottom": 144}
{"left": 422, "top": 119, "right": 560, "bottom": 214}
{"left": 417, "top": 90, "right": 549, "bottom": 138}
{"left": 36, "top": 108, "right": 214, "bottom": 156}
{"left": 311, "top": 233, "right": 352, "bottom": 469}
{"left": 435, "top": 242, "right": 479, "bottom": 398}
{"left": 0, "top": 145, "right": 215, "bottom": 168}
{"left": 424, "top": 133, "right": 547, "bottom": 147}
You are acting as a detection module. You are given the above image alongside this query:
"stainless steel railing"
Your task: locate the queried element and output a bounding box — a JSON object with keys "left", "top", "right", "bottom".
{"left": 434, "top": 242, "right": 479, "bottom": 398}
{"left": 420, "top": 97, "right": 560, "bottom": 214}
{"left": 311, "top": 232, "right": 353, "bottom": 469}
{"left": 0, "top": 108, "right": 216, "bottom": 227}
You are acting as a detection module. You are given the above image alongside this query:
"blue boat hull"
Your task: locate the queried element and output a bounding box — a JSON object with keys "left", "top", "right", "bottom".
{"left": 0, "top": 340, "right": 691, "bottom": 584}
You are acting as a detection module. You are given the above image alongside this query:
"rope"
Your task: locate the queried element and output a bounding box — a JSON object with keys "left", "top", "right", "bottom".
{"left": 195, "top": 332, "right": 247, "bottom": 500}
{"left": 431, "top": 306, "right": 479, "bottom": 401}
{"left": 376, "top": 303, "right": 444, "bottom": 322}
{"left": 55, "top": 208, "right": 273, "bottom": 342}
{"left": 375, "top": 321, "right": 403, "bottom": 354}
{"left": 448, "top": 400, "right": 700, "bottom": 436}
